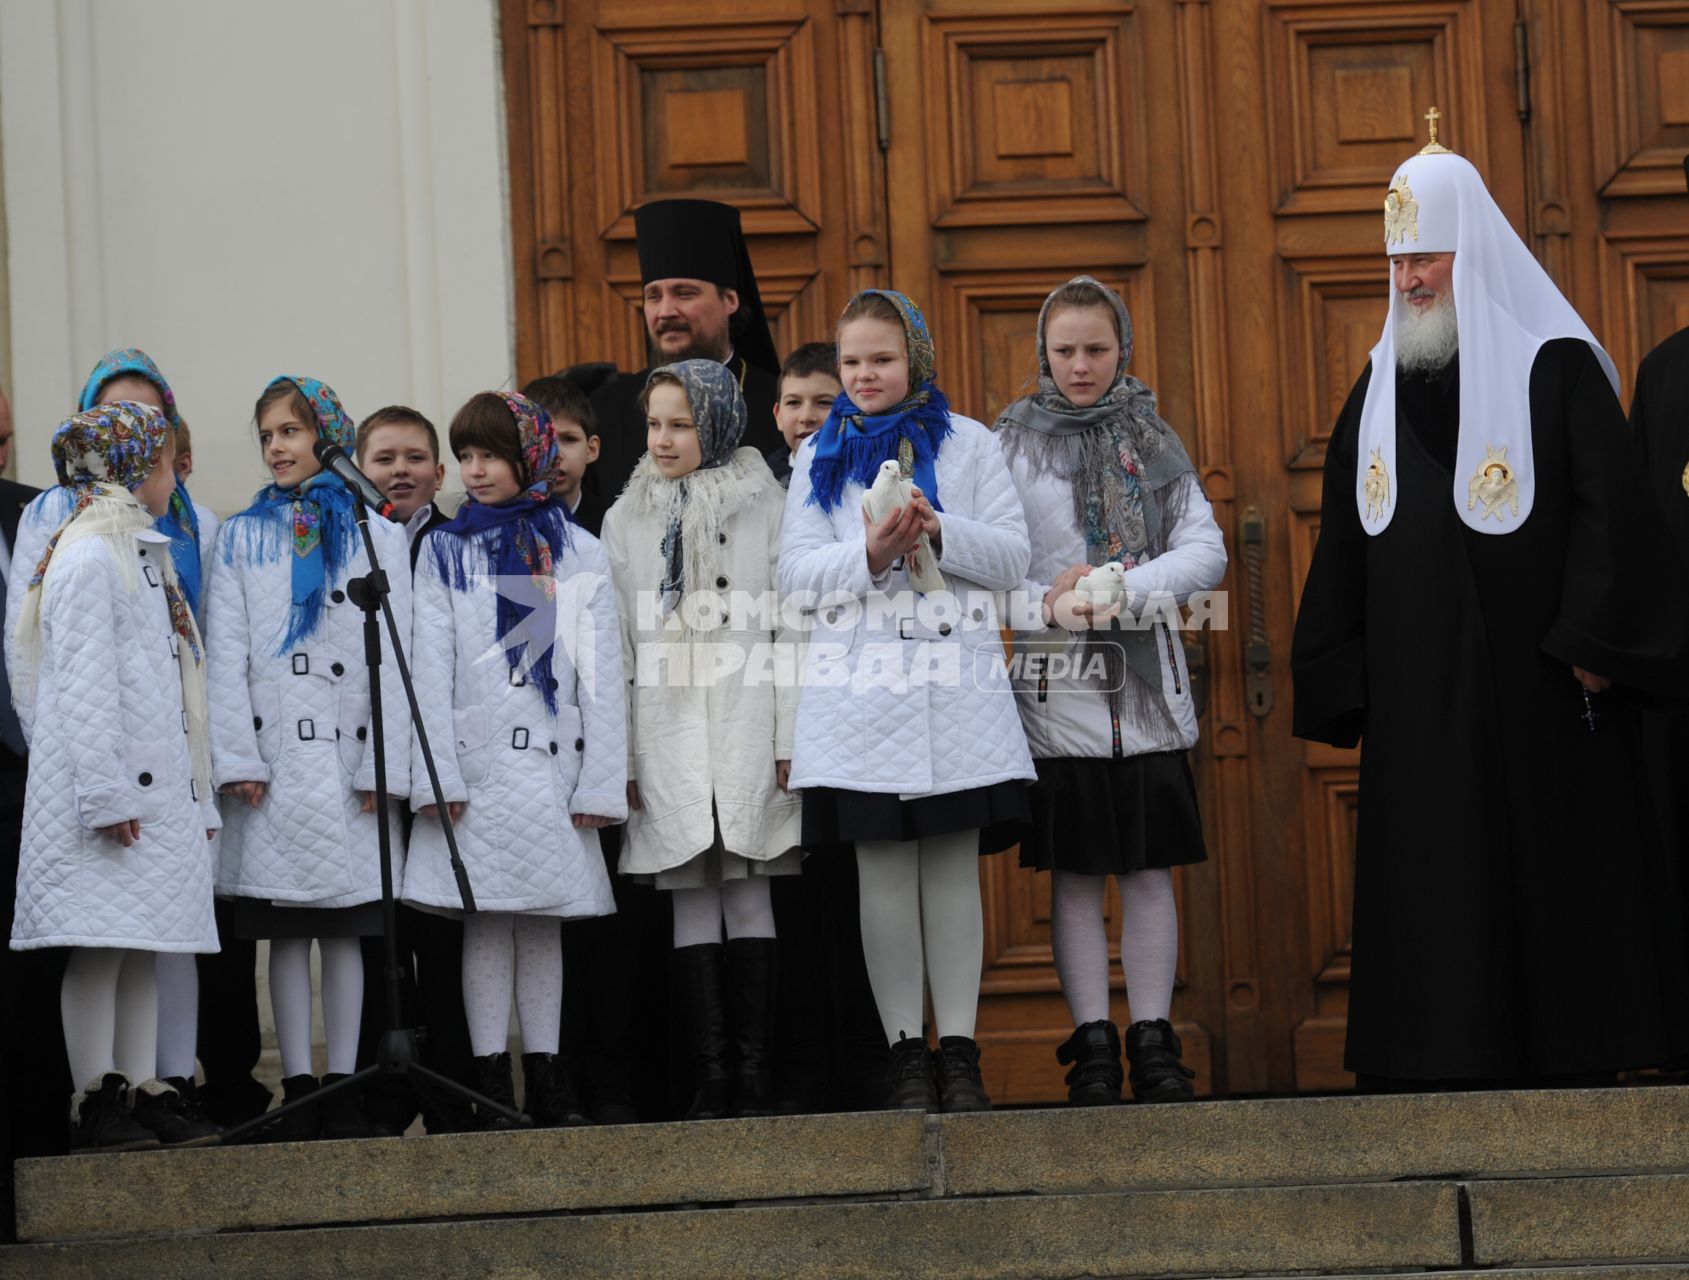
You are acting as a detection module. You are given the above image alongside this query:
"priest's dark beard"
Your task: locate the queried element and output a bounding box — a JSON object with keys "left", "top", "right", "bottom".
{"left": 1396, "top": 292, "right": 1459, "bottom": 374}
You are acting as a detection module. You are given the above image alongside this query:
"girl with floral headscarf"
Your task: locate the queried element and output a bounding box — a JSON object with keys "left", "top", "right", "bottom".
{"left": 602, "top": 358, "right": 800, "bottom": 1119}
{"left": 779, "top": 290, "right": 1035, "bottom": 1115}
{"left": 9, "top": 403, "right": 222, "bottom": 1153}
{"left": 401, "top": 391, "right": 624, "bottom": 1128}
{"left": 996, "top": 276, "right": 1226, "bottom": 1107}
{"left": 207, "top": 376, "right": 413, "bottom": 1141}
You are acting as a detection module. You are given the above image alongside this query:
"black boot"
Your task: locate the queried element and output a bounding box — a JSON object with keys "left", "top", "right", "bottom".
{"left": 885, "top": 1032, "right": 939, "bottom": 1112}
{"left": 131, "top": 1078, "right": 222, "bottom": 1147}
{"left": 725, "top": 938, "right": 778, "bottom": 1117}
{"left": 933, "top": 1036, "right": 992, "bottom": 1113}
{"left": 262, "top": 1074, "right": 321, "bottom": 1143}
{"left": 673, "top": 943, "right": 731, "bottom": 1120}
{"left": 473, "top": 1052, "right": 519, "bottom": 1129}
{"left": 1056, "top": 1020, "right": 1124, "bottom": 1107}
{"left": 522, "top": 1053, "right": 589, "bottom": 1127}
{"left": 69, "top": 1075, "right": 160, "bottom": 1154}
{"left": 318, "top": 1072, "right": 375, "bottom": 1140}
{"left": 1125, "top": 1018, "right": 1196, "bottom": 1104}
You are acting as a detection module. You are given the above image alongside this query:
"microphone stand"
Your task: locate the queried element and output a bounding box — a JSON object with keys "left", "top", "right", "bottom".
{"left": 223, "top": 499, "right": 532, "bottom": 1142}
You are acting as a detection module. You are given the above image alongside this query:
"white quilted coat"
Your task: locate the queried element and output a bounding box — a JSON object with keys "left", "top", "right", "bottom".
{"left": 10, "top": 532, "right": 219, "bottom": 952}
{"left": 778, "top": 415, "right": 1036, "bottom": 796}
{"left": 602, "top": 450, "right": 801, "bottom": 875}
{"left": 6, "top": 488, "right": 220, "bottom": 745}
{"left": 1005, "top": 454, "right": 1228, "bottom": 759}
{"left": 402, "top": 525, "right": 623, "bottom": 917}
{"left": 208, "top": 510, "right": 412, "bottom": 907}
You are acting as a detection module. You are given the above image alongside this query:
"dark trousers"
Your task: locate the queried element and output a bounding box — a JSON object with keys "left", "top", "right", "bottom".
{"left": 194, "top": 898, "right": 271, "bottom": 1125}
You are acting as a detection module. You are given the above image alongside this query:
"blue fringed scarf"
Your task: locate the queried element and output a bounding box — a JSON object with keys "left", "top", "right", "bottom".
{"left": 806, "top": 289, "right": 953, "bottom": 514}
{"left": 222, "top": 473, "right": 361, "bottom": 654}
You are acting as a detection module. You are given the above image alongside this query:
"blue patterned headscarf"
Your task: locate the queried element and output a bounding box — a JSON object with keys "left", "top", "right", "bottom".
{"left": 807, "top": 290, "right": 953, "bottom": 514}
{"left": 221, "top": 376, "right": 360, "bottom": 654}
{"left": 79, "top": 348, "right": 205, "bottom": 614}
{"left": 434, "top": 392, "right": 574, "bottom": 713}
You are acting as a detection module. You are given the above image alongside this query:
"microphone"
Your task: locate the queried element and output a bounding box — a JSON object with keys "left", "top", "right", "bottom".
{"left": 313, "top": 438, "right": 396, "bottom": 519}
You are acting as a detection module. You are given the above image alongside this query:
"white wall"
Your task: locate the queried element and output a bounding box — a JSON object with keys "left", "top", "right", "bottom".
{"left": 0, "top": 0, "right": 514, "bottom": 511}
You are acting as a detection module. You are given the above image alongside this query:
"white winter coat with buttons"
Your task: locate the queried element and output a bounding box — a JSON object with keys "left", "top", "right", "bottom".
{"left": 402, "top": 525, "right": 623, "bottom": 917}
{"left": 778, "top": 415, "right": 1037, "bottom": 797}
{"left": 602, "top": 449, "right": 801, "bottom": 875}
{"left": 208, "top": 511, "right": 412, "bottom": 908}
{"left": 1006, "top": 454, "right": 1228, "bottom": 759}
{"left": 10, "top": 532, "right": 219, "bottom": 952}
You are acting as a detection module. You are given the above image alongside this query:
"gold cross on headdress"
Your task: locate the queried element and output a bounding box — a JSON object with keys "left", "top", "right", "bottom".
{"left": 1420, "top": 105, "right": 1453, "bottom": 155}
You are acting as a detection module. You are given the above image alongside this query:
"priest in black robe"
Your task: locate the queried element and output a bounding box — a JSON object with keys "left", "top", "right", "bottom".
{"left": 1293, "top": 124, "right": 1689, "bottom": 1089}
{"left": 587, "top": 198, "right": 782, "bottom": 503}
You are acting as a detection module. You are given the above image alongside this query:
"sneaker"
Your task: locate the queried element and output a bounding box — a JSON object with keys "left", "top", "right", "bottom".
{"left": 131, "top": 1078, "right": 221, "bottom": 1148}
{"left": 69, "top": 1075, "right": 161, "bottom": 1154}
{"left": 885, "top": 1032, "right": 939, "bottom": 1112}
{"left": 933, "top": 1037, "right": 992, "bottom": 1113}
{"left": 1125, "top": 1018, "right": 1196, "bottom": 1104}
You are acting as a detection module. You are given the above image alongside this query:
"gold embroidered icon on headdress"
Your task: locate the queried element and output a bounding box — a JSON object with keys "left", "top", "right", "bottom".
{"left": 1681, "top": 458, "right": 1689, "bottom": 498}
{"left": 1364, "top": 448, "right": 1392, "bottom": 520}
{"left": 1467, "top": 446, "right": 1519, "bottom": 521}
{"left": 1384, "top": 175, "right": 1419, "bottom": 247}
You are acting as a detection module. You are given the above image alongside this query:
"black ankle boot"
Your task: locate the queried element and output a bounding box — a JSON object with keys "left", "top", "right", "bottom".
{"left": 131, "top": 1078, "right": 222, "bottom": 1147}
{"left": 934, "top": 1036, "right": 992, "bottom": 1113}
{"left": 473, "top": 1052, "right": 519, "bottom": 1129}
{"left": 725, "top": 937, "right": 778, "bottom": 1117}
{"left": 69, "top": 1075, "right": 160, "bottom": 1154}
{"left": 885, "top": 1032, "right": 939, "bottom": 1112}
{"left": 523, "top": 1053, "right": 589, "bottom": 1127}
{"left": 1126, "top": 1018, "right": 1196, "bottom": 1103}
{"left": 673, "top": 943, "right": 731, "bottom": 1120}
{"left": 1056, "top": 1020, "right": 1124, "bottom": 1107}
{"left": 264, "top": 1074, "right": 322, "bottom": 1143}
{"left": 318, "top": 1072, "right": 375, "bottom": 1140}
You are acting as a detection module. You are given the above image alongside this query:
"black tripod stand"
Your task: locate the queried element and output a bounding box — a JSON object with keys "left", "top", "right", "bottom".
{"left": 223, "top": 503, "right": 531, "bottom": 1142}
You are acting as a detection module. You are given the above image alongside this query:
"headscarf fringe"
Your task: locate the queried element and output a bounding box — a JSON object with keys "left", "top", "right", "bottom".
{"left": 807, "top": 386, "right": 953, "bottom": 514}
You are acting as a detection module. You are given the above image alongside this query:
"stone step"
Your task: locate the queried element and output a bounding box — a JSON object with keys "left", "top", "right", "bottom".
{"left": 15, "top": 1085, "right": 1689, "bottom": 1243}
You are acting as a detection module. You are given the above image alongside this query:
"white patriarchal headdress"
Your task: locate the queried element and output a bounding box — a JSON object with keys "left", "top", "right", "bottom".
{"left": 1355, "top": 112, "right": 1618, "bottom": 535}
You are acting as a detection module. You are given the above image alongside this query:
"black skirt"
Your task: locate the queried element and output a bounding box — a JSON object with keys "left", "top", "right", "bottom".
{"left": 220, "top": 896, "right": 383, "bottom": 941}
{"left": 1018, "top": 753, "right": 1208, "bottom": 875}
{"left": 801, "top": 780, "right": 1031, "bottom": 856}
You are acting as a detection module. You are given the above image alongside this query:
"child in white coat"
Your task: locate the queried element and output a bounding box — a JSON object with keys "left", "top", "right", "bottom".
{"left": 9, "top": 403, "right": 220, "bottom": 1152}
{"left": 779, "top": 290, "right": 1035, "bottom": 1113}
{"left": 602, "top": 359, "right": 800, "bottom": 1119}
{"left": 997, "top": 277, "right": 1226, "bottom": 1105}
{"left": 209, "top": 376, "right": 412, "bottom": 1141}
{"left": 405, "top": 391, "right": 624, "bottom": 1127}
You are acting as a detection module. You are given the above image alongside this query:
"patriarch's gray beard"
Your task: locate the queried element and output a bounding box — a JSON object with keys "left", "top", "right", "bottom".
{"left": 1396, "top": 291, "right": 1459, "bottom": 374}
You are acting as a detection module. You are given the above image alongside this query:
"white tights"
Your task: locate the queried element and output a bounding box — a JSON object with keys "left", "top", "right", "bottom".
{"left": 855, "top": 831, "right": 983, "bottom": 1045}
{"left": 461, "top": 912, "right": 562, "bottom": 1058}
{"left": 670, "top": 878, "right": 776, "bottom": 948}
{"left": 1050, "top": 867, "right": 1179, "bottom": 1026}
{"left": 155, "top": 951, "right": 199, "bottom": 1081}
{"left": 61, "top": 948, "right": 157, "bottom": 1089}
{"left": 269, "top": 937, "right": 364, "bottom": 1078}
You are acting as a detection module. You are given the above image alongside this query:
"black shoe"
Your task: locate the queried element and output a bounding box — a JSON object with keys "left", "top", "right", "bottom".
{"left": 1056, "top": 1020, "right": 1124, "bottom": 1107}
{"left": 523, "top": 1053, "right": 589, "bottom": 1127}
{"left": 318, "top": 1073, "right": 375, "bottom": 1140}
{"left": 673, "top": 943, "right": 731, "bottom": 1120}
{"left": 725, "top": 938, "right": 778, "bottom": 1117}
{"left": 933, "top": 1036, "right": 992, "bottom": 1113}
{"left": 261, "top": 1074, "right": 322, "bottom": 1143}
{"left": 885, "top": 1032, "right": 939, "bottom": 1112}
{"left": 131, "top": 1078, "right": 222, "bottom": 1147}
{"left": 586, "top": 1088, "right": 639, "bottom": 1126}
{"left": 69, "top": 1075, "right": 161, "bottom": 1154}
{"left": 1125, "top": 1018, "right": 1196, "bottom": 1103}
{"left": 197, "top": 1073, "right": 274, "bottom": 1128}
{"left": 473, "top": 1053, "right": 519, "bottom": 1129}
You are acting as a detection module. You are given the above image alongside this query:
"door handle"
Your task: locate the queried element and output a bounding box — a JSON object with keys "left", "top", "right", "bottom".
{"left": 1240, "top": 507, "right": 1273, "bottom": 719}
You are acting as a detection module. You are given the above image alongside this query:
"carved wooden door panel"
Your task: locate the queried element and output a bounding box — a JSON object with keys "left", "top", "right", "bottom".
{"left": 500, "top": 0, "right": 887, "bottom": 385}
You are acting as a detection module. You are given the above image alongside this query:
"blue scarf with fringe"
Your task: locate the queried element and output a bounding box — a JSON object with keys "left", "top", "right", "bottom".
{"left": 806, "top": 289, "right": 952, "bottom": 514}
{"left": 222, "top": 472, "right": 360, "bottom": 654}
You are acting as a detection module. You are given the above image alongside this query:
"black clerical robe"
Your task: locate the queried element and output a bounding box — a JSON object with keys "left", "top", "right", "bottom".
{"left": 586, "top": 353, "right": 780, "bottom": 504}
{"left": 1293, "top": 337, "right": 1689, "bottom": 1082}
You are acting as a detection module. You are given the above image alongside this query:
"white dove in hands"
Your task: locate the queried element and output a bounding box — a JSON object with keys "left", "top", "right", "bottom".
{"left": 861, "top": 461, "right": 945, "bottom": 593}
{"left": 1075, "top": 561, "right": 1129, "bottom": 619}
